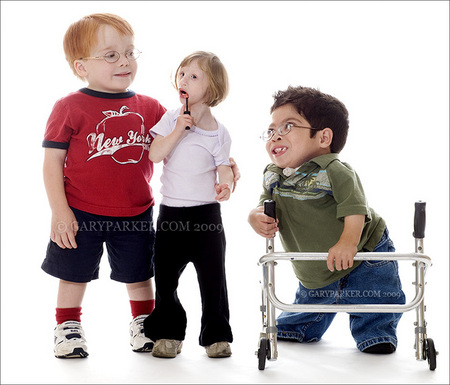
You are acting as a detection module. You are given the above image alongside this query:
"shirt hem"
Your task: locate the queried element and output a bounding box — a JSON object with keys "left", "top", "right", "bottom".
{"left": 67, "top": 200, "right": 154, "bottom": 217}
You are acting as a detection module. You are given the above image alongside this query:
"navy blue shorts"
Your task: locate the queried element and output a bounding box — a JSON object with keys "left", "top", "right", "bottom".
{"left": 42, "top": 206, "right": 155, "bottom": 283}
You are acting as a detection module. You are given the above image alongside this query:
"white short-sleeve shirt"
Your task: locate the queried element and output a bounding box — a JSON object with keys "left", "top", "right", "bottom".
{"left": 150, "top": 107, "right": 232, "bottom": 207}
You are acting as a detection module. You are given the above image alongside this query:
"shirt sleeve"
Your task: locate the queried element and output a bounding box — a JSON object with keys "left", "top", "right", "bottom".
{"left": 42, "top": 98, "right": 73, "bottom": 148}
{"left": 327, "top": 161, "right": 370, "bottom": 219}
{"left": 213, "top": 125, "right": 232, "bottom": 167}
{"left": 150, "top": 109, "right": 175, "bottom": 138}
{"left": 258, "top": 165, "right": 276, "bottom": 206}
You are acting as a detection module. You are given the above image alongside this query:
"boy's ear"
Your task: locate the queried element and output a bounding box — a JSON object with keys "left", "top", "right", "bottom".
{"left": 74, "top": 60, "right": 88, "bottom": 78}
{"left": 319, "top": 128, "right": 333, "bottom": 148}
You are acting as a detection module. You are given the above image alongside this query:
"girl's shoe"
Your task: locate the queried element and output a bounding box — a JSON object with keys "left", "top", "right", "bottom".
{"left": 205, "top": 342, "right": 232, "bottom": 358}
{"left": 152, "top": 339, "right": 183, "bottom": 358}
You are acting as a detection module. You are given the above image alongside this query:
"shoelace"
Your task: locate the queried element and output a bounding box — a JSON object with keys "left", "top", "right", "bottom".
{"left": 132, "top": 316, "right": 147, "bottom": 334}
{"left": 61, "top": 323, "right": 85, "bottom": 340}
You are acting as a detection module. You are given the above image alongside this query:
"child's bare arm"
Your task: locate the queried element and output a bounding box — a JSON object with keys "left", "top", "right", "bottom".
{"left": 148, "top": 114, "right": 193, "bottom": 163}
{"left": 327, "top": 214, "right": 365, "bottom": 272}
{"left": 248, "top": 206, "right": 279, "bottom": 238}
{"left": 228, "top": 157, "right": 240, "bottom": 192}
{"left": 215, "top": 165, "right": 234, "bottom": 201}
{"left": 43, "top": 148, "right": 78, "bottom": 249}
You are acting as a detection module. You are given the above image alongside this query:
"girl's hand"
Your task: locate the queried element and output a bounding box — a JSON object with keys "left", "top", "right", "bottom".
{"left": 175, "top": 110, "right": 194, "bottom": 132}
{"left": 215, "top": 183, "right": 231, "bottom": 202}
{"left": 50, "top": 208, "right": 78, "bottom": 249}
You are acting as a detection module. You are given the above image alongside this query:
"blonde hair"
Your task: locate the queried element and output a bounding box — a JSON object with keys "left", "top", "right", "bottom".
{"left": 174, "top": 51, "right": 229, "bottom": 107}
{"left": 63, "top": 13, "right": 134, "bottom": 79}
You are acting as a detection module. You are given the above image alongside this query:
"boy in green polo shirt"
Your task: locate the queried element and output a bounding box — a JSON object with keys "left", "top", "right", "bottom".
{"left": 248, "top": 86, "right": 405, "bottom": 354}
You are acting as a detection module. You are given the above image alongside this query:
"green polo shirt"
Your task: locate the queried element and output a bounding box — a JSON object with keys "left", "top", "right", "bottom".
{"left": 258, "top": 153, "right": 385, "bottom": 289}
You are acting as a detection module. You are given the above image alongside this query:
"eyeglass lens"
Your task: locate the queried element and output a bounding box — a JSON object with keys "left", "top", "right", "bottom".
{"left": 262, "top": 124, "right": 291, "bottom": 141}
{"left": 104, "top": 49, "right": 140, "bottom": 63}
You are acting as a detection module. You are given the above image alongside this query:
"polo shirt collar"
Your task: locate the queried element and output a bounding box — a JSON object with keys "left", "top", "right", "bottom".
{"left": 308, "top": 153, "right": 340, "bottom": 169}
{"left": 267, "top": 153, "right": 340, "bottom": 176}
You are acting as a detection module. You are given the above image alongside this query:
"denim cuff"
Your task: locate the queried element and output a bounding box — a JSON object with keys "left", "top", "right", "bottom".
{"left": 357, "top": 336, "right": 398, "bottom": 352}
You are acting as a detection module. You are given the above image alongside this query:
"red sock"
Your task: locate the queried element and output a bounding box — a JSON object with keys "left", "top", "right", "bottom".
{"left": 55, "top": 307, "right": 82, "bottom": 324}
{"left": 130, "top": 299, "right": 155, "bottom": 319}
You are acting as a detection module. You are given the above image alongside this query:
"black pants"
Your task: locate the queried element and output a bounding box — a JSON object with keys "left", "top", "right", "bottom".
{"left": 144, "top": 203, "right": 233, "bottom": 346}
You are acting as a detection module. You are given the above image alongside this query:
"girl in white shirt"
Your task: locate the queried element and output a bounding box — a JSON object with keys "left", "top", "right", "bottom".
{"left": 144, "top": 51, "right": 234, "bottom": 359}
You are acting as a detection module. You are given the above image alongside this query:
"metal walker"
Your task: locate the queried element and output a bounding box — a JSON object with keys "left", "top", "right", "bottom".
{"left": 256, "top": 200, "right": 437, "bottom": 370}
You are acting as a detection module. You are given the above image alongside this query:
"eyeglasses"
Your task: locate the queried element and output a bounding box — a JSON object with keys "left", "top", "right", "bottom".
{"left": 260, "top": 123, "right": 322, "bottom": 142}
{"left": 80, "top": 49, "right": 142, "bottom": 63}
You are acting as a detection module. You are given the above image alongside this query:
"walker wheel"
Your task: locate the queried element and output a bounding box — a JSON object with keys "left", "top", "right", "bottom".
{"left": 424, "top": 338, "right": 437, "bottom": 371}
{"left": 257, "top": 338, "right": 270, "bottom": 370}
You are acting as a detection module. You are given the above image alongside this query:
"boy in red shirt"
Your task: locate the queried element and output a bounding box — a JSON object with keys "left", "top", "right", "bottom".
{"left": 42, "top": 13, "right": 166, "bottom": 358}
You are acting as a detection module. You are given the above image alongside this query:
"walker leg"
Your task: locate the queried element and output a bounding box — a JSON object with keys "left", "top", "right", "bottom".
{"left": 256, "top": 200, "right": 279, "bottom": 370}
{"left": 412, "top": 201, "right": 438, "bottom": 370}
{"left": 413, "top": 259, "right": 427, "bottom": 362}
{"left": 266, "top": 261, "right": 278, "bottom": 362}
{"left": 257, "top": 261, "right": 278, "bottom": 370}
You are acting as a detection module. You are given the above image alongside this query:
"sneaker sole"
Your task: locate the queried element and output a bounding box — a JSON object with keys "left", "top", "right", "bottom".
{"left": 55, "top": 347, "right": 89, "bottom": 359}
{"left": 151, "top": 351, "right": 180, "bottom": 358}
{"left": 132, "top": 342, "right": 154, "bottom": 353}
{"left": 207, "top": 351, "right": 232, "bottom": 358}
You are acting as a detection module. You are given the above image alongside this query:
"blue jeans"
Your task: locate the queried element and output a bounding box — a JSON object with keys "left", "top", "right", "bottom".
{"left": 276, "top": 228, "right": 406, "bottom": 351}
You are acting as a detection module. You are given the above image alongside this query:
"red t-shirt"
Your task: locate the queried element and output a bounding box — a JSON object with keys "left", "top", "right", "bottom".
{"left": 43, "top": 88, "right": 166, "bottom": 217}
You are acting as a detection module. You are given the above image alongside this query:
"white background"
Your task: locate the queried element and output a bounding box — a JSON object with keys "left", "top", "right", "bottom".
{"left": 1, "top": 1, "right": 448, "bottom": 384}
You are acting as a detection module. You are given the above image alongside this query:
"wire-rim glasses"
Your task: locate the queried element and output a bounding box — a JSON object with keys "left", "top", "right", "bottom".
{"left": 260, "top": 123, "right": 322, "bottom": 142}
{"left": 80, "top": 49, "right": 142, "bottom": 63}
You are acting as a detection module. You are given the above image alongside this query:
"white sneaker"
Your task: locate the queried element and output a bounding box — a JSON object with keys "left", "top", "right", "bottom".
{"left": 54, "top": 321, "right": 88, "bottom": 358}
{"left": 129, "top": 314, "right": 154, "bottom": 352}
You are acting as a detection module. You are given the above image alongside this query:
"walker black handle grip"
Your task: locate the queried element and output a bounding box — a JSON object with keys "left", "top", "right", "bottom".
{"left": 413, "top": 201, "right": 426, "bottom": 239}
{"left": 264, "top": 199, "right": 276, "bottom": 220}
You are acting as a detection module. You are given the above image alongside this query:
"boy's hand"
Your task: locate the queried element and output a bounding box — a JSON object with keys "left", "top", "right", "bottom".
{"left": 215, "top": 183, "right": 231, "bottom": 201}
{"left": 51, "top": 208, "right": 78, "bottom": 249}
{"left": 327, "top": 240, "right": 357, "bottom": 272}
{"left": 327, "top": 214, "right": 364, "bottom": 272}
{"left": 248, "top": 206, "right": 279, "bottom": 238}
{"left": 229, "top": 157, "right": 240, "bottom": 192}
